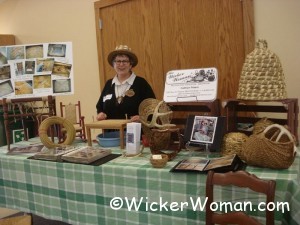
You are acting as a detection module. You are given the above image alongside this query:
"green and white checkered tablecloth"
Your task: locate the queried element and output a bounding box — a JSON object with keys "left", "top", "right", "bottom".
{"left": 0, "top": 138, "right": 299, "bottom": 225}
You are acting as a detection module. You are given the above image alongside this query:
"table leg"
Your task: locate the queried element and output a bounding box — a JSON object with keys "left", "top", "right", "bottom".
{"left": 86, "top": 127, "right": 92, "bottom": 146}
{"left": 120, "top": 127, "right": 125, "bottom": 149}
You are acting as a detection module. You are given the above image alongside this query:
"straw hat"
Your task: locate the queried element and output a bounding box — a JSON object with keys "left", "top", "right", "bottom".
{"left": 237, "top": 39, "right": 287, "bottom": 100}
{"left": 107, "top": 45, "right": 138, "bottom": 67}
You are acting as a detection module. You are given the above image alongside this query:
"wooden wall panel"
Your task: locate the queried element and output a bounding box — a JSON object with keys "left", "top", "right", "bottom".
{"left": 94, "top": 0, "right": 254, "bottom": 100}
{"left": 95, "top": 0, "right": 165, "bottom": 98}
{"left": 159, "top": 0, "right": 246, "bottom": 99}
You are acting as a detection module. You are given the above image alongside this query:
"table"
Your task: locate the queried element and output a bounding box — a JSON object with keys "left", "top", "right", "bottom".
{"left": 85, "top": 120, "right": 129, "bottom": 149}
{"left": 0, "top": 138, "right": 299, "bottom": 225}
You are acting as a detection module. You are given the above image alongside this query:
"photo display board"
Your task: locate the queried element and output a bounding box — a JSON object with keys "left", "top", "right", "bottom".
{"left": 0, "top": 42, "right": 73, "bottom": 99}
{"left": 163, "top": 67, "right": 218, "bottom": 102}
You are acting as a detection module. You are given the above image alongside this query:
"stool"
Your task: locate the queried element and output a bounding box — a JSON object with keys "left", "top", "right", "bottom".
{"left": 85, "top": 120, "right": 129, "bottom": 149}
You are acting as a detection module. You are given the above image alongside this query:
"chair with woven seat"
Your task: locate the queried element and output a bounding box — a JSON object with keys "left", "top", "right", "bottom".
{"left": 206, "top": 170, "right": 276, "bottom": 225}
{"left": 59, "top": 101, "right": 86, "bottom": 142}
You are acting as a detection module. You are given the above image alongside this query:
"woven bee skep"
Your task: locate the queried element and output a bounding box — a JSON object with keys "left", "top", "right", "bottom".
{"left": 237, "top": 39, "right": 287, "bottom": 100}
{"left": 39, "top": 116, "right": 76, "bottom": 148}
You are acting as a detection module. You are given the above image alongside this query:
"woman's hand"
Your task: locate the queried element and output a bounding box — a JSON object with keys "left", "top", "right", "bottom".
{"left": 130, "top": 115, "right": 140, "bottom": 122}
{"left": 96, "top": 112, "right": 107, "bottom": 121}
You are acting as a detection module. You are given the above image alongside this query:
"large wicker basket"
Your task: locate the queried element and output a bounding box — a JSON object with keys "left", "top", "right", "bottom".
{"left": 242, "top": 124, "right": 296, "bottom": 169}
{"left": 237, "top": 39, "right": 287, "bottom": 100}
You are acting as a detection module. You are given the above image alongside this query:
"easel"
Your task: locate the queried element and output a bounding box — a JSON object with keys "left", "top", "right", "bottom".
{"left": 2, "top": 96, "right": 56, "bottom": 151}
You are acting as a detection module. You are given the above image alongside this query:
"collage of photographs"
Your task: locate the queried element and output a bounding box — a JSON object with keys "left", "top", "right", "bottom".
{"left": 0, "top": 42, "right": 73, "bottom": 99}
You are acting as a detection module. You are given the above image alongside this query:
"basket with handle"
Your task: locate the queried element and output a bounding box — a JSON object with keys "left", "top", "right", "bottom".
{"left": 242, "top": 124, "right": 296, "bottom": 169}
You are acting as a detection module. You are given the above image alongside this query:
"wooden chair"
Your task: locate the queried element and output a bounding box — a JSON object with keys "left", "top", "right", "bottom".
{"left": 59, "top": 101, "right": 86, "bottom": 141}
{"left": 206, "top": 170, "right": 276, "bottom": 225}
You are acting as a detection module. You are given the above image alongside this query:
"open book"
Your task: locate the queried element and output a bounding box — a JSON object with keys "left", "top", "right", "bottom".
{"left": 33, "top": 146, "right": 112, "bottom": 164}
{"left": 170, "top": 154, "right": 246, "bottom": 173}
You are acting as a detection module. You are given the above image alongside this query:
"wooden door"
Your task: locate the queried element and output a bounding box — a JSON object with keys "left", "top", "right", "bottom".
{"left": 94, "top": 0, "right": 254, "bottom": 100}
{"left": 0, "top": 35, "right": 15, "bottom": 46}
{"left": 94, "top": 0, "right": 165, "bottom": 98}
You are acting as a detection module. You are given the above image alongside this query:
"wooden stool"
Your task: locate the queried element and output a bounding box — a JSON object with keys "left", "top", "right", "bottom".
{"left": 85, "top": 120, "right": 129, "bottom": 149}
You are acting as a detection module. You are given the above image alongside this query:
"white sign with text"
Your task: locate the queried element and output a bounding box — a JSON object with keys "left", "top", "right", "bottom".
{"left": 163, "top": 68, "right": 218, "bottom": 102}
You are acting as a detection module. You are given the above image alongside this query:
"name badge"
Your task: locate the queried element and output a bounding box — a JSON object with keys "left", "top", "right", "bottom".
{"left": 103, "top": 94, "right": 112, "bottom": 102}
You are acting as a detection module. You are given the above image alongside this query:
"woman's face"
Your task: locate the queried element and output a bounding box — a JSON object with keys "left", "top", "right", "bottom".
{"left": 113, "top": 54, "right": 132, "bottom": 76}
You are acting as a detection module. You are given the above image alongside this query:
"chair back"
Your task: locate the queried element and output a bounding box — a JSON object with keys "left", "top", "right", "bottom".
{"left": 64, "top": 103, "right": 77, "bottom": 124}
{"left": 59, "top": 101, "right": 86, "bottom": 141}
{"left": 60, "top": 101, "right": 82, "bottom": 125}
{"left": 206, "top": 170, "right": 276, "bottom": 225}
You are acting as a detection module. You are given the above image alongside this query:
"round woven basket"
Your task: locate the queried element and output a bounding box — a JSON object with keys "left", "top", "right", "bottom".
{"left": 237, "top": 39, "right": 287, "bottom": 100}
{"left": 138, "top": 98, "right": 172, "bottom": 142}
{"left": 221, "top": 132, "right": 249, "bottom": 160}
{"left": 150, "top": 154, "right": 168, "bottom": 168}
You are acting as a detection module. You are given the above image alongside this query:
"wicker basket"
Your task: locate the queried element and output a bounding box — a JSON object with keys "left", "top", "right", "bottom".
{"left": 150, "top": 154, "right": 168, "bottom": 168}
{"left": 253, "top": 117, "right": 274, "bottom": 134}
{"left": 222, "top": 132, "right": 248, "bottom": 160}
{"left": 237, "top": 39, "right": 287, "bottom": 100}
{"left": 138, "top": 98, "right": 173, "bottom": 143}
{"left": 242, "top": 124, "right": 296, "bottom": 169}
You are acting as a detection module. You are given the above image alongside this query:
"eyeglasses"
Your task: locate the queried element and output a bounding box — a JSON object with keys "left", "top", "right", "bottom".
{"left": 113, "top": 60, "right": 130, "bottom": 65}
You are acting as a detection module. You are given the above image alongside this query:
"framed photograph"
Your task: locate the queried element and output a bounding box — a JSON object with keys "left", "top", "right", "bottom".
{"left": 190, "top": 116, "right": 217, "bottom": 143}
{"left": 183, "top": 115, "right": 226, "bottom": 151}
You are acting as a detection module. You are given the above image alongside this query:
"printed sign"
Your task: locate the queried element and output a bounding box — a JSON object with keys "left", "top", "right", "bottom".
{"left": 163, "top": 68, "right": 218, "bottom": 102}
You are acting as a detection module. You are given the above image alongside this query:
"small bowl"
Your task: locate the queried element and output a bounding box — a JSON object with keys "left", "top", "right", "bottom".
{"left": 97, "top": 131, "right": 125, "bottom": 147}
{"left": 150, "top": 154, "right": 168, "bottom": 168}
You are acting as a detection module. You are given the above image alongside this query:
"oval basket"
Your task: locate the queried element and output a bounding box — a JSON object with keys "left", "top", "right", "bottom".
{"left": 150, "top": 154, "right": 168, "bottom": 168}
{"left": 242, "top": 124, "right": 296, "bottom": 169}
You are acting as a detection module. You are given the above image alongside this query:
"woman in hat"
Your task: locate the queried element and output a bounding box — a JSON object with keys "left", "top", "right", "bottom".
{"left": 96, "top": 45, "right": 155, "bottom": 122}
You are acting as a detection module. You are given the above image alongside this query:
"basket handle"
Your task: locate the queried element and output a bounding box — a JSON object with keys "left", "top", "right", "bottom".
{"left": 263, "top": 124, "right": 294, "bottom": 142}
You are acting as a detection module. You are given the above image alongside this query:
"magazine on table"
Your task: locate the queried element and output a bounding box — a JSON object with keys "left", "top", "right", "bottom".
{"left": 170, "top": 154, "right": 246, "bottom": 173}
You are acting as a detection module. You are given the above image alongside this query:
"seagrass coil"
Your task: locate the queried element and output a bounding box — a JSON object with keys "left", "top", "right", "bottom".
{"left": 237, "top": 39, "right": 287, "bottom": 100}
{"left": 39, "top": 116, "right": 75, "bottom": 148}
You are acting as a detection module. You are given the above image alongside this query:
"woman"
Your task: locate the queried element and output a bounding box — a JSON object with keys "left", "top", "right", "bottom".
{"left": 96, "top": 45, "right": 155, "bottom": 122}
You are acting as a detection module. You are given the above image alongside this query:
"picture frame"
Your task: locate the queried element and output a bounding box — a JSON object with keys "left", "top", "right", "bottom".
{"left": 183, "top": 115, "right": 226, "bottom": 152}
